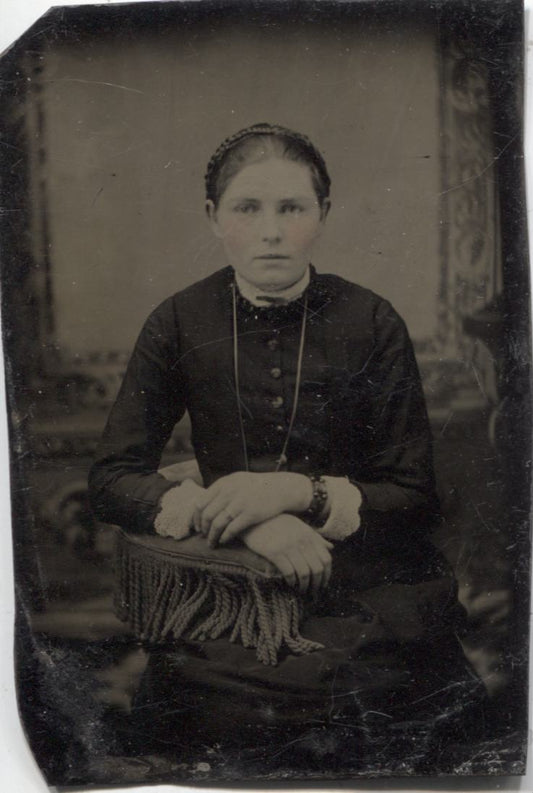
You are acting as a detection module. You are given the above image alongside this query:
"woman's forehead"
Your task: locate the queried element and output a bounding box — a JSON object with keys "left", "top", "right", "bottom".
{"left": 222, "top": 157, "right": 317, "bottom": 200}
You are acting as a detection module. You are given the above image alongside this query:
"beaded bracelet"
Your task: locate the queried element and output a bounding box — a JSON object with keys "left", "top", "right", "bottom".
{"left": 304, "top": 474, "right": 328, "bottom": 523}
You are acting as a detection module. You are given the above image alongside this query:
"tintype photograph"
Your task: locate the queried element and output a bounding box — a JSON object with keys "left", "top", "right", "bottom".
{"left": 0, "top": 0, "right": 530, "bottom": 787}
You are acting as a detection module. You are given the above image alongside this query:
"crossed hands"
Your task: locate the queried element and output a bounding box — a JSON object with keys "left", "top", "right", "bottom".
{"left": 157, "top": 471, "right": 332, "bottom": 593}
{"left": 241, "top": 514, "right": 332, "bottom": 593}
{"left": 194, "top": 471, "right": 314, "bottom": 544}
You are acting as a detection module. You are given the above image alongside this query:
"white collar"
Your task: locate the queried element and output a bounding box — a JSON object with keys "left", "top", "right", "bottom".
{"left": 234, "top": 267, "right": 310, "bottom": 307}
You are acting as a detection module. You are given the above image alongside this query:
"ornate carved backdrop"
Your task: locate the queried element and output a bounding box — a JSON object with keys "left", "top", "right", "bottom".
{"left": 438, "top": 39, "right": 502, "bottom": 353}
{"left": 414, "top": 31, "right": 502, "bottom": 420}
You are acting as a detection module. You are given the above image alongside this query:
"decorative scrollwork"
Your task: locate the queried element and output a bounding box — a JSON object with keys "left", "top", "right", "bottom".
{"left": 437, "top": 36, "right": 502, "bottom": 359}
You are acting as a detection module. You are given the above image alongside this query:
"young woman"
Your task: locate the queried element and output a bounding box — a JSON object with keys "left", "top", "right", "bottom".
{"left": 89, "top": 123, "right": 486, "bottom": 773}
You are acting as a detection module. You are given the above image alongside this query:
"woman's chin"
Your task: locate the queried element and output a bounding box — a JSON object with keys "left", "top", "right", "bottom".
{"left": 237, "top": 265, "right": 307, "bottom": 293}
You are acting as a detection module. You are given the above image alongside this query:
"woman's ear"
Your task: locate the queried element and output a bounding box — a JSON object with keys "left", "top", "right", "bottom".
{"left": 320, "top": 198, "right": 331, "bottom": 223}
{"left": 205, "top": 199, "right": 223, "bottom": 237}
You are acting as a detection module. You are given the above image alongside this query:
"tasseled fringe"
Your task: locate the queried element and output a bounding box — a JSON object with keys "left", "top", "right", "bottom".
{"left": 115, "top": 535, "right": 324, "bottom": 666}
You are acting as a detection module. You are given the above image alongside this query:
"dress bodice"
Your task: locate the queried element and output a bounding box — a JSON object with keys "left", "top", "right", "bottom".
{"left": 218, "top": 293, "right": 331, "bottom": 476}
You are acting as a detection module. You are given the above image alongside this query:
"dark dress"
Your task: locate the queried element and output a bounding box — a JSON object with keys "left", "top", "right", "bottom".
{"left": 89, "top": 266, "right": 486, "bottom": 772}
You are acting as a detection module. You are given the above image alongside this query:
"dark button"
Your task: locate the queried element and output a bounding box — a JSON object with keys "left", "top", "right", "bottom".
{"left": 271, "top": 396, "right": 284, "bottom": 409}
{"left": 267, "top": 338, "right": 279, "bottom": 351}
{"left": 270, "top": 367, "right": 282, "bottom": 379}
{"left": 275, "top": 424, "right": 285, "bottom": 433}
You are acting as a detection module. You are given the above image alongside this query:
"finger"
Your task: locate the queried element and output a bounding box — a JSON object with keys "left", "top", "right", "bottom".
{"left": 199, "top": 495, "right": 228, "bottom": 532}
{"left": 203, "top": 480, "right": 222, "bottom": 499}
{"left": 322, "top": 556, "right": 332, "bottom": 588}
{"left": 181, "top": 503, "right": 198, "bottom": 534}
{"left": 285, "top": 548, "right": 312, "bottom": 593}
{"left": 218, "top": 514, "right": 253, "bottom": 545}
{"left": 270, "top": 555, "right": 298, "bottom": 589}
{"left": 193, "top": 505, "right": 203, "bottom": 533}
{"left": 299, "top": 545, "right": 327, "bottom": 594}
{"left": 312, "top": 542, "right": 332, "bottom": 589}
{"left": 206, "top": 509, "right": 236, "bottom": 547}
{"left": 197, "top": 482, "right": 223, "bottom": 516}
{"left": 315, "top": 556, "right": 332, "bottom": 591}
{"left": 314, "top": 561, "right": 328, "bottom": 594}
{"left": 315, "top": 535, "right": 334, "bottom": 551}
{"left": 206, "top": 520, "right": 226, "bottom": 548}
{"left": 192, "top": 490, "right": 213, "bottom": 533}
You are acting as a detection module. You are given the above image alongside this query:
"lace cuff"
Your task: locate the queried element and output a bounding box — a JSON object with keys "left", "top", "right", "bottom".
{"left": 154, "top": 479, "right": 202, "bottom": 540}
{"left": 317, "top": 477, "right": 362, "bottom": 541}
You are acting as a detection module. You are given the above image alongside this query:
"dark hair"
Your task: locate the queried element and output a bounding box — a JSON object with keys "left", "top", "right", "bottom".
{"left": 205, "top": 123, "right": 331, "bottom": 208}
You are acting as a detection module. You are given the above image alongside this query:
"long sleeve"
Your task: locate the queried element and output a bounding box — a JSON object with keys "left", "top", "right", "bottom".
{"left": 363, "top": 300, "right": 435, "bottom": 501}
{"left": 329, "top": 294, "right": 439, "bottom": 541}
{"left": 88, "top": 271, "right": 438, "bottom": 540}
{"left": 88, "top": 298, "right": 186, "bottom": 532}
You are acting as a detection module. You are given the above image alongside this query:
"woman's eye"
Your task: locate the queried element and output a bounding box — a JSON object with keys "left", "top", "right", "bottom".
{"left": 235, "top": 203, "right": 258, "bottom": 214}
{"left": 280, "top": 203, "right": 303, "bottom": 215}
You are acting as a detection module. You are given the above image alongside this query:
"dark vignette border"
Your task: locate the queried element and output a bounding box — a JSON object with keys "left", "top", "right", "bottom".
{"left": 0, "top": 0, "right": 529, "bottom": 784}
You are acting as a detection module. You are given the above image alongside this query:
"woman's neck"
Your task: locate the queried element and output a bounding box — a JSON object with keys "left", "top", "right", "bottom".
{"left": 235, "top": 267, "right": 310, "bottom": 307}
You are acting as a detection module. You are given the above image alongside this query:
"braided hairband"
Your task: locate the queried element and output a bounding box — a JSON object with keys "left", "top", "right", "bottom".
{"left": 205, "top": 122, "right": 330, "bottom": 204}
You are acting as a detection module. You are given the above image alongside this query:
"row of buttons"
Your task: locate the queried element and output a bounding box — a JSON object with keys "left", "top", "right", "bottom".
{"left": 267, "top": 335, "right": 283, "bottom": 410}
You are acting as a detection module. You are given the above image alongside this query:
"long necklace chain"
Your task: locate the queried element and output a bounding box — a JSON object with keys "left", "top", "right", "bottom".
{"left": 231, "top": 283, "right": 308, "bottom": 473}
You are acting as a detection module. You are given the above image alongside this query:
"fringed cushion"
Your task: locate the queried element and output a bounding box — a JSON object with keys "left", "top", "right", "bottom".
{"left": 114, "top": 530, "right": 324, "bottom": 666}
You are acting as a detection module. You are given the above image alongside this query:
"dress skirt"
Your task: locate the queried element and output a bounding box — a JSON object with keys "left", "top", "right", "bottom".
{"left": 125, "top": 536, "right": 487, "bottom": 774}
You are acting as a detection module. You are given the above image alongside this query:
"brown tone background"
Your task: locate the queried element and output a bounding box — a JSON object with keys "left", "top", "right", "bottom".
{"left": 44, "top": 23, "right": 442, "bottom": 351}
{"left": 0, "top": 0, "right": 529, "bottom": 784}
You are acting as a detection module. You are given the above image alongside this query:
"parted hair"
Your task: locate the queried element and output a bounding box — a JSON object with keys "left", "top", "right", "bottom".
{"left": 205, "top": 122, "right": 331, "bottom": 207}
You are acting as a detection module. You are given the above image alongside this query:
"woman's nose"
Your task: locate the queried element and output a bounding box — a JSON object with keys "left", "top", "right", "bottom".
{"left": 261, "top": 210, "right": 282, "bottom": 242}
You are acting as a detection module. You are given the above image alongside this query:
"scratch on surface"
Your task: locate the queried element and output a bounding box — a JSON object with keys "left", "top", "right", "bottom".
{"left": 92, "top": 187, "right": 104, "bottom": 206}
{"left": 409, "top": 679, "right": 465, "bottom": 705}
{"left": 327, "top": 664, "right": 339, "bottom": 720}
{"left": 191, "top": 235, "right": 220, "bottom": 267}
{"left": 0, "top": 140, "right": 26, "bottom": 153}
{"left": 171, "top": 333, "right": 237, "bottom": 368}
{"left": 439, "top": 134, "right": 518, "bottom": 195}
{"left": 171, "top": 302, "right": 331, "bottom": 368}
{"left": 44, "top": 77, "right": 145, "bottom": 94}
{"left": 470, "top": 362, "right": 488, "bottom": 400}
{"left": 226, "top": 373, "right": 253, "bottom": 420}
{"left": 364, "top": 434, "right": 428, "bottom": 460}
{"left": 470, "top": 499, "right": 493, "bottom": 534}
{"left": 269, "top": 733, "right": 312, "bottom": 759}
{"left": 30, "top": 24, "right": 56, "bottom": 40}
{"left": 107, "top": 141, "right": 150, "bottom": 159}
{"left": 440, "top": 410, "right": 454, "bottom": 435}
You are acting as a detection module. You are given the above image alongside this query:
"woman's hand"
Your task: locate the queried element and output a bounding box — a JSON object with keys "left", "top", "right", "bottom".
{"left": 195, "top": 472, "right": 313, "bottom": 547}
{"left": 241, "top": 514, "right": 333, "bottom": 593}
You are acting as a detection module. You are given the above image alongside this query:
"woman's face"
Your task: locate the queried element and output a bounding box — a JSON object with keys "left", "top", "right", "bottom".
{"left": 207, "top": 157, "right": 329, "bottom": 291}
